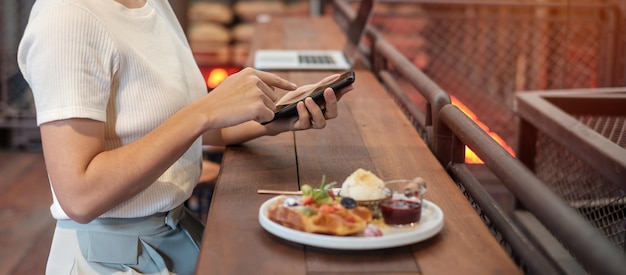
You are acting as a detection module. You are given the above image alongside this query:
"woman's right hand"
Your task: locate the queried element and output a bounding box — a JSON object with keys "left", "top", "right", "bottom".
{"left": 196, "top": 68, "right": 297, "bottom": 129}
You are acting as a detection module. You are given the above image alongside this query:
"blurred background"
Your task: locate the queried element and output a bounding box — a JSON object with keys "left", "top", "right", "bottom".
{"left": 1, "top": 0, "right": 625, "bottom": 274}
{"left": 2, "top": 0, "right": 625, "bottom": 152}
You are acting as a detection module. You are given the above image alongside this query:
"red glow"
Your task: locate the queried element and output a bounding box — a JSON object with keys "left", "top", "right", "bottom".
{"left": 207, "top": 68, "right": 228, "bottom": 89}
{"left": 198, "top": 66, "right": 241, "bottom": 90}
{"left": 450, "top": 96, "right": 516, "bottom": 164}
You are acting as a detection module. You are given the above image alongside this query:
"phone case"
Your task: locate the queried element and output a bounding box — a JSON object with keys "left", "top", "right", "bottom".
{"left": 261, "top": 71, "right": 355, "bottom": 125}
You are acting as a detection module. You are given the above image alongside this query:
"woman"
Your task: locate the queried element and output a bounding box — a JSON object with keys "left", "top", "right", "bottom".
{"left": 17, "top": 0, "right": 353, "bottom": 274}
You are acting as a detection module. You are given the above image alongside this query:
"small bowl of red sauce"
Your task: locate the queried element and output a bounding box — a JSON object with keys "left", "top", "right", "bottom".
{"left": 380, "top": 178, "right": 427, "bottom": 227}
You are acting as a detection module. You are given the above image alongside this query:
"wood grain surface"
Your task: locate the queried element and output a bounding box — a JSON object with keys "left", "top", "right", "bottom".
{"left": 196, "top": 16, "right": 521, "bottom": 275}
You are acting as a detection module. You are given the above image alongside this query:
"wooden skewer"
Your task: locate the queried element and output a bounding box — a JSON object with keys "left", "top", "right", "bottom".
{"left": 257, "top": 189, "right": 302, "bottom": 195}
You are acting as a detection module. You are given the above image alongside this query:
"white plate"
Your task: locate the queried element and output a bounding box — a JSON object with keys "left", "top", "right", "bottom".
{"left": 258, "top": 196, "right": 444, "bottom": 250}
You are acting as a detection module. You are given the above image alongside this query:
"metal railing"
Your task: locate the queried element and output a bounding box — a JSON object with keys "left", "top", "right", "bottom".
{"left": 516, "top": 89, "right": 626, "bottom": 251}
{"left": 438, "top": 103, "right": 626, "bottom": 275}
{"left": 327, "top": 0, "right": 626, "bottom": 273}
{"left": 369, "top": 0, "right": 622, "bottom": 151}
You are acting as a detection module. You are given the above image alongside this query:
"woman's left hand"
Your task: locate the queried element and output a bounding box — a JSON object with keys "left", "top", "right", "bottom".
{"left": 270, "top": 74, "right": 354, "bottom": 131}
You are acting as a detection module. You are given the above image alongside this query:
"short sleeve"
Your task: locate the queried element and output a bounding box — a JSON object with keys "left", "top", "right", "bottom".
{"left": 17, "top": 3, "right": 118, "bottom": 125}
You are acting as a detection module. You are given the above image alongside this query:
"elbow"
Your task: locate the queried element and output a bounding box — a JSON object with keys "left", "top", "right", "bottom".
{"left": 65, "top": 208, "right": 99, "bottom": 224}
{"left": 52, "top": 180, "right": 111, "bottom": 224}
{"left": 68, "top": 213, "right": 97, "bottom": 224}
{"left": 58, "top": 201, "right": 101, "bottom": 224}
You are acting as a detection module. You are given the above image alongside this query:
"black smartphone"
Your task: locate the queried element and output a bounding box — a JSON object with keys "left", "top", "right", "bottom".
{"left": 262, "top": 71, "right": 355, "bottom": 125}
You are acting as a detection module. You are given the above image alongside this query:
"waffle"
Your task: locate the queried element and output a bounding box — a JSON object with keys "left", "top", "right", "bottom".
{"left": 267, "top": 197, "right": 373, "bottom": 236}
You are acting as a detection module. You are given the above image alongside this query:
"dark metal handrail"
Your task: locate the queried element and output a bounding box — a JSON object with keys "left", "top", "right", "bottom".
{"left": 437, "top": 104, "right": 626, "bottom": 275}
{"left": 516, "top": 89, "right": 626, "bottom": 188}
{"left": 368, "top": 33, "right": 563, "bottom": 275}
{"left": 329, "top": 2, "right": 563, "bottom": 272}
{"left": 366, "top": 26, "right": 453, "bottom": 161}
{"left": 328, "top": 0, "right": 626, "bottom": 273}
{"left": 448, "top": 164, "right": 562, "bottom": 275}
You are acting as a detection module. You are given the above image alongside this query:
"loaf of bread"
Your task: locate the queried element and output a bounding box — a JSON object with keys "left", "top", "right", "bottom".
{"left": 188, "top": 1, "right": 233, "bottom": 25}
{"left": 188, "top": 22, "right": 231, "bottom": 44}
{"left": 231, "top": 23, "right": 255, "bottom": 42}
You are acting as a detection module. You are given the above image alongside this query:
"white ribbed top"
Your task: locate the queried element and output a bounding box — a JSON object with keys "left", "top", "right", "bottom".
{"left": 18, "top": 0, "right": 206, "bottom": 219}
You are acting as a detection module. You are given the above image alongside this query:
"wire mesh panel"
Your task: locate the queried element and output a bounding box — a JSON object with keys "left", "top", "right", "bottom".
{"left": 516, "top": 89, "right": 626, "bottom": 252}
{"left": 370, "top": 0, "right": 622, "bottom": 151}
{"left": 534, "top": 123, "right": 626, "bottom": 249}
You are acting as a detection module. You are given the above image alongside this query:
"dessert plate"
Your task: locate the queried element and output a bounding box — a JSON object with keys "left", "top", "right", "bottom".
{"left": 258, "top": 196, "right": 444, "bottom": 250}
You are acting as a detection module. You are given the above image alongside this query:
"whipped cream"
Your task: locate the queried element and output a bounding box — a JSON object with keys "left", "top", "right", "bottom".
{"left": 340, "top": 169, "right": 387, "bottom": 200}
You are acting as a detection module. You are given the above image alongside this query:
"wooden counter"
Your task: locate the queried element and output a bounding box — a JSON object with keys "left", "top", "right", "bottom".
{"left": 195, "top": 16, "right": 521, "bottom": 275}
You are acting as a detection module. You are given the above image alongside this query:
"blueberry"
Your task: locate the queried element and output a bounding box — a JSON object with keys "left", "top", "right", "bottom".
{"left": 341, "top": 197, "right": 357, "bottom": 209}
{"left": 283, "top": 197, "right": 299, "bottom": 207}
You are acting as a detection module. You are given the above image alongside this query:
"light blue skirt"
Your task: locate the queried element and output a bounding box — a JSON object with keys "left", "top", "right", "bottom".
{"left": 46, "top": 205, "right": 203, "bottom": 275}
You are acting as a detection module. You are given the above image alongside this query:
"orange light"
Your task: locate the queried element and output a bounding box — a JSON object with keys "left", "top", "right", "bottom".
{"left": 451, "top": 96, "right": 516, "bottom": 164}
{"left": 206, "top": 68, "right": 229, "bottom": 89}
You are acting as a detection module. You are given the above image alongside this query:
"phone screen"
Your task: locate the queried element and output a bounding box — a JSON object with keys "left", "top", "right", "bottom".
{"left": 261, "top": 71, "right": 355, "bottom": 125}
{"left": 274, "top": 85, "right": 321, "bottom": 112}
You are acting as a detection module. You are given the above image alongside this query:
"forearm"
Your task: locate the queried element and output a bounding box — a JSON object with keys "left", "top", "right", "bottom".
{"left": 44, "top": 106, "right": 207, "bottom": 223}
{"left": 202, "top": 95, "right": 339, "bottom": 146}
{"left": 203, "top": 121, "right": 286, "bottom": 146}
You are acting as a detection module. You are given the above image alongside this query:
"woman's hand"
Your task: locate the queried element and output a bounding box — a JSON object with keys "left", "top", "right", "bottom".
{"left": 202, "top": 71, "right": 354, "bottom": 146}
{"left": 196, "top": 68, "right": 297, "bottom": 129}
{"left": 270, "top": 73, "right": 354, "bottom": 131}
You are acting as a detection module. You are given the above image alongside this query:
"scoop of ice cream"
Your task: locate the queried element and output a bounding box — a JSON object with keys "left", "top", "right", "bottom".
{"left": 340, "top": 169, "right": 387, "bottom": 200}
